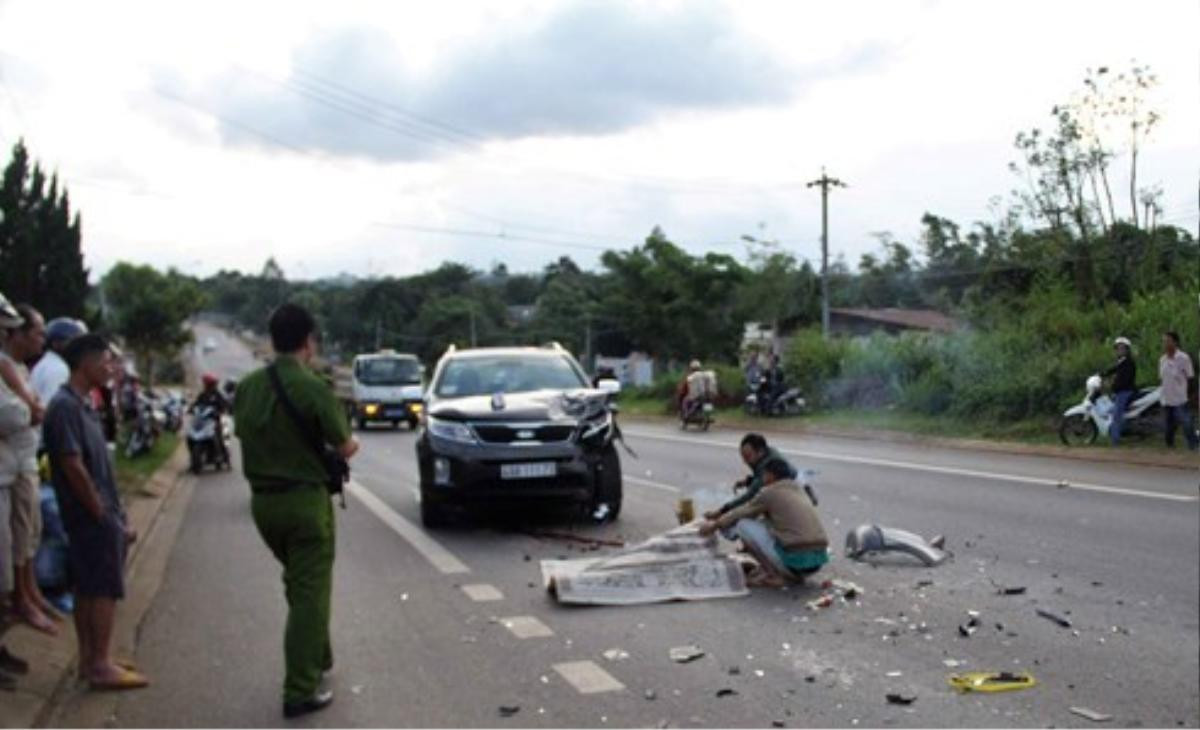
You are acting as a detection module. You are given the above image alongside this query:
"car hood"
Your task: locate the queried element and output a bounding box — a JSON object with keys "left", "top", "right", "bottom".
{"left": 429, "top": 388, "right": 609, "bottom": 422}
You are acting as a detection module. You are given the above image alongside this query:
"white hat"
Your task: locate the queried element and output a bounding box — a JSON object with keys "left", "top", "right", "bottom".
{"left": 1113, "top": 336, "right": 1132, "bottom": 348}
{"left": 0, "top": 292, "right": 23, "bottom": 329}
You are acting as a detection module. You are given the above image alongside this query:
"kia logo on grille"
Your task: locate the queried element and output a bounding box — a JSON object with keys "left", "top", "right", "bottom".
{"left": 516, "top": 429, "right": 536, "bottom": 440}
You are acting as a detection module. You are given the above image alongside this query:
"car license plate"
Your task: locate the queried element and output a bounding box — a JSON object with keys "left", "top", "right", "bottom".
{"left": 501, "top": 462, "right": 557, "bottom": 480}
{"left": 386, "top": 409, "right": 407, "bottom": 418}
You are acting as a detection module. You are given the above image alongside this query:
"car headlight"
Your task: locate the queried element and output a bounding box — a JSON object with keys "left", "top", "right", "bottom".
{"left": 427, "top": 417, "right": 476, "bottom": 444}
{"left": 579, "top": 411, "right": 613, "bottom": 442}
{"left": 364, "top": 403, "right": 380, "bottom": 415}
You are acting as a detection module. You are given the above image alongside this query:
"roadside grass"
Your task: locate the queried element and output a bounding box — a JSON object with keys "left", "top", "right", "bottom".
{"left": 115, "top": 431, "right": 179, "bottom": 497}
{"left": 616, "top": 394, "right": 1191, "bottom": 454}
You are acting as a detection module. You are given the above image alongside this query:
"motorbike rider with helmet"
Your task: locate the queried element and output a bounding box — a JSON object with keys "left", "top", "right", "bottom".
{"left": 1102, "top": 336, "right": 1137, "bottom": 446}
{"left": 190, "top": 373, "right": 230, "bottom": 462}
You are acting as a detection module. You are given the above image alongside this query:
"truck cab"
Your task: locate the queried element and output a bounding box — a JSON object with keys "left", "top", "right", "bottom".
{"left": 349, "top": 350, "right": 425, "bottom": 430}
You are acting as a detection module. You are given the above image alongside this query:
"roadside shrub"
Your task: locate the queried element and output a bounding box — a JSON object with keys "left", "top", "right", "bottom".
{"left": 783, "top": 328, "right": 847, "bottom": 406}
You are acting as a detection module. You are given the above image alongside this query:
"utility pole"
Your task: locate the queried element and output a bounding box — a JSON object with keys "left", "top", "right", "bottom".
{"left": 807, "top": 167, "right": 847, "bottom": 338}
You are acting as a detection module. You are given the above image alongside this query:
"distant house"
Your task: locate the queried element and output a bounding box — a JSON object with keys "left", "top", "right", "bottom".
{"left": 829, "top": 308, "right": 962, "bottom": 336}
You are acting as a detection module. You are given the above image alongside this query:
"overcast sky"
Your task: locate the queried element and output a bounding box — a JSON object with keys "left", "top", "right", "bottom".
{"left": 0, "top": 0, "right": 1196, "bottom": 281}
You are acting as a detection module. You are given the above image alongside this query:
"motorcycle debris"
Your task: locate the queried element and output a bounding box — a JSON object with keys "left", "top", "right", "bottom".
{"left": 669, "top": 646, "right": 705, "bottom": 663}
{"left": 806, "top": 594, "right": 835, "bottom": 610}
{"left": 998, "top": 586, "right": 1027, "bottom": 595}
{"left": 644, "top": 690, "right": 657, "bottom": 701}
{"left": 498, "top": 706, "right": 521, "bottom": 718}
{"left": 948, "top": 671, "right": 1036, "bottom": 693}
{"left": 885, "top": 671, "right": 903, "bottom": 677}
{"left": 772, "top": 721, "right": 786, "bottom": 728}
{"left": 602, "top": 648, "right": 630, "bottom": 662}
{"left": 1069, "top": 707, "right": 1113, "bottom": 722}
{"left": 943, "top": 659, "right": 964, "bottom": 668}
{"left": 886, "top": 693, "right": 917, "bottom": 705}
{"left": 1035, "top": 608, "right": 1073, "bottom": 628}
{"left": 727, "top": 666, "right": 741, "bottom": 675}
{"left": 716, "top": 688, "right": 739, "bottom": 698}
{"left": 915, "top": 579, "right": 934, "bottom": 589}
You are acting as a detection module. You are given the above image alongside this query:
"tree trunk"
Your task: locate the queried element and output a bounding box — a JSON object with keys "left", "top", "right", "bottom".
{"left": 1100, "top": 162, "right": 1118, "bottom": 226}
{"left": 1087, "top": 168, "right": 1108, "bottom": 236}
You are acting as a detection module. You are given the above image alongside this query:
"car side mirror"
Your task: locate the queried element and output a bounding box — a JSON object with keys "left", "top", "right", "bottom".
{"left": 597, "top": 378, "right": 621, "bottom": 395}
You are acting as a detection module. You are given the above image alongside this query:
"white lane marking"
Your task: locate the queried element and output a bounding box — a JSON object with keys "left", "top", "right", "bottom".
{"left": 553, "top": 661, "right": 626, "bottom": 694}
{"left": 461, "top": 583, "right": 504, "bottom": 602}
{"left": 624, "top": 475, "right": 682, "bottom": 493}
{"left": 345, "top": 480, "right": 471, "bottom": 574}
{"left": 621, "top": 428, "right": 1199, "bottom": 503}
{"left": 501, "top": 615, "right": 555, "bottom": 639}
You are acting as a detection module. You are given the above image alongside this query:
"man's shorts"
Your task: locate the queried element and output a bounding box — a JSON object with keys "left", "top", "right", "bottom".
{"left": 64, "top": 511, "right": 126, "bottom": 599}
{"left": 10, "top": 471, "right": 41, "bottom": 562}
{"left": 0, "top": 485, "right": 13, "bottom": 594}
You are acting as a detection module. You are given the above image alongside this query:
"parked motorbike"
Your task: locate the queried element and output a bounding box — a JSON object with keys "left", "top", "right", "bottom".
{"left": 743, "top": 375, "right": 806, "bottom": 417}
{"left": 1059, "top": 374, "right": 1162, "bottom": 445}
{"left": 160, "top": 390, "right": 185, "bottom": 433}
{"left": 124, "top": 394, "right": 159, "bottom": 458}
{"left": 186, "top": 404, "right": 231, "bottom": 474}
{"left": 680, "top": 397, "right": 714, "bottom": 431}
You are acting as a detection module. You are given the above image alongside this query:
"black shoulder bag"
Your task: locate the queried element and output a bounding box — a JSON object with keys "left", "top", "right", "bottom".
{"left": 267, "top": 364, "right": 350, "bottom": 508}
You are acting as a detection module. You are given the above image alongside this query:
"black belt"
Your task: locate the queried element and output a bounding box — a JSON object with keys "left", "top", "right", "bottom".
{"left": 250, "top": 482, "right": 322, "bottom": 495}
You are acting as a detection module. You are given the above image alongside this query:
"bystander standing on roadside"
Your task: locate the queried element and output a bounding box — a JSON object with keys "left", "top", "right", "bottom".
{"left": 1103, "top": 336, "right": 1137, "bottom": 446}
{"left": 43, "top": 333, "right": 149, "bottom": 690}
{"left": 1, "top": 303, "right": 64, "bottom": 636}
{"left": 233, "top": 303, "right": 359, "bottom": 718}
{"left": 1159, "top": 331, "right": 1198, "bottom": 451}
{"left": 31, "top": 317, "right": 89, "bottom": 414}
{"left": 0, "top": 293, "right": 32, "bottom": 689}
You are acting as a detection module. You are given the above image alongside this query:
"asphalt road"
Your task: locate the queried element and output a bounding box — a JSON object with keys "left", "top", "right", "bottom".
{"left": 100, "top": 324, "right": 1199, "bottom": 728}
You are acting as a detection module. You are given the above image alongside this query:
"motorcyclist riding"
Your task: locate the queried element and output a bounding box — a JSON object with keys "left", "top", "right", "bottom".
{"left": 677, "top": 359, "right": 702, "bottom": 416}
{"left": 1102, "top": 337, "right": 1137, "bottom": 446}
{"left": 190, "top": 373, "right": 230, "bottom": 461}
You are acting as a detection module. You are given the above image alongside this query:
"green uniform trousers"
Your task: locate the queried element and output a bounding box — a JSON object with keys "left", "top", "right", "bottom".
{"left": 251, "top": 488, "right": 335, "bottom": 704}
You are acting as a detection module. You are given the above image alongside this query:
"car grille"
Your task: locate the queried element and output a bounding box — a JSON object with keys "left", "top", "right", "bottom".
{"left": 473, "top": 423, "right": 576, "bottom": 444}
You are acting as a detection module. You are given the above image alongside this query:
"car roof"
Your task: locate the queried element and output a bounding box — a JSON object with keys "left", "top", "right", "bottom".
{"left": 442, "top": 347, "right": 571, "bottom": 360}
{"left": 354, "top": 352, "right": 418, "bottom": 361}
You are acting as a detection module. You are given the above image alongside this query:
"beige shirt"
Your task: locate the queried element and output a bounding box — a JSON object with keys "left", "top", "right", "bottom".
{"left": 716, "top": 479, "right": 829, "bottom": 551}
{"left": 1159, "top": 351, "right": 1195, "bottom": 407}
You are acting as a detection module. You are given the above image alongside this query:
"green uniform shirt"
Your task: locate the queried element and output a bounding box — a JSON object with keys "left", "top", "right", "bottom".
{"left": 233, "top": 355, "right": 351, "bottom": 491}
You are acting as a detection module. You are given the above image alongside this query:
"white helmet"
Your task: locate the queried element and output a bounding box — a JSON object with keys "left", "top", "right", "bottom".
{"left": 1113, "top": 336, "right": 1132, "bottom": 349}
{"left": 0, "top": 291, "right": 23, "bottom": 329}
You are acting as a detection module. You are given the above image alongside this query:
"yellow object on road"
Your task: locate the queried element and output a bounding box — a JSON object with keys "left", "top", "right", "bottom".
{"left": 948, "top": 671, "right": 1037, "bottom": 693}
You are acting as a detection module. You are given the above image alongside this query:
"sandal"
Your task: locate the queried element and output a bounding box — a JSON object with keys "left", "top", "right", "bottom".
{"left": 746, "top": 569, "right": 787, "bottom": 589}
{"left": 89, "top": 667, "right": 149, "bottom": 691}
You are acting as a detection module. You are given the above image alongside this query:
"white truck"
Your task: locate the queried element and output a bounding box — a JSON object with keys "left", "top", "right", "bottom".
{"left": 338, "top": 350, "right": 426, "bottom": 430}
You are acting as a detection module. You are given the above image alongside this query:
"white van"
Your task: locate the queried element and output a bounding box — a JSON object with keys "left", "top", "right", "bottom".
{"left": 348, "top": 350, "right": 425, "bottom": 430}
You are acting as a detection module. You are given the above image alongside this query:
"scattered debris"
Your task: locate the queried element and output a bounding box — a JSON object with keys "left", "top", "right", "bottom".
{"left": 670, "top": 645, "right": 705, "bottom": 663}
{"left": 885, "top": 671, "right": 903, "bottom": 678}
{"left": 644, "top": 690, "right": 657, "bottom": 701}
{"left": 499, "top": 705, "right": 521, "bottom": 718}
{"left": 998, "top": 586, "right": 1027, "bottom": 595}
{"left": 350, "top": 685, "right": 363, "bottom": 695}
{"left": 915, "top": 579, "right": 934, "bottom": 589}
{"left": 845, "top": 524, "right": 948, "bottom": 566}
{"left": 602, "top": 648, "right": 630, "bottom": 662}
{"left": 959, "top": 612, "right": 981, "bottom": 637}
{"left": 1035, "top": 608, "right": 1073, "bottom": 628}
{"left": 886, "top": 693, "right": 917, "bottom": 706}
{"left": 523, "top": 554, "right": 532, "bottom": 562}
{"left": 754, "top": 670, "right": 766, "bottom": 678}
{"left": 772, "top": 722, "right": 785, "bottom": 728}
{"left": 400, "top": 593, "right": 409, "bottom": 601}
{"left": 1090, "top": 581, "right": 1103, "bottom": 587}
{"left": 727, "top": 666, "right": 741, "bottom": 676}
{"left": 527, "top": 529, "right": 626, "bottom": 548}
{"left": 1070, "top": 707, "right": 1113, "bottom": 722}
{"left": 805, "top": 675, "right": 817, "bottom": 683}
{"left": 715, "top": 688, "right": 738, "bottom": 698}
{"left": 1057, "top": 480, "right": 1070, "bottom": 489}
{"left": 943, "top": 659, "right": 965, "bottom": 668}
{"left": 949, "top": 671, "right": 1037, "bottom": 693}
{"left": 806, "top": 594, "right": 835, "bottom": 611}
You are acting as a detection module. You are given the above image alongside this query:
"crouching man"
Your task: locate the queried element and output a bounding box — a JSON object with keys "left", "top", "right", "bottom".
{"left": 698, "top": 459, "right": 829, "bottom": 588}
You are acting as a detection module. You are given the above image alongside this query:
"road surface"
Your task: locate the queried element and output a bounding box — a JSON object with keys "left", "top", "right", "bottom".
{"left": 72, "top": 324, "right": 1200, "bottom": 727}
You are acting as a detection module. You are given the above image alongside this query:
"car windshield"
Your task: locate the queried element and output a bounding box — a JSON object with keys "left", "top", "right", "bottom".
{"left": 435, "top": 355, "right": 587, "bottom": 398}
{"left": 356, "top": 357, "right": 422, "bottom": 386}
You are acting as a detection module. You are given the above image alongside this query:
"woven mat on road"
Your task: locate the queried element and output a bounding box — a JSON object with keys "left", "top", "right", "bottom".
{"left": 541, "top": 524, "right": 749, "bottom": 605}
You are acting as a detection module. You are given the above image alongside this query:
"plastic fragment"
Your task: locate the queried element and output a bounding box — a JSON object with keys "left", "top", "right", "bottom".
{"left": 1070, "top": 707, "right": 1113, "bottom": 722}
{"left": 499, "top": 706, "right": 520, "bottom": 718}
{"left": 669, "top": 645, "right": 705, "bottom": 663}
{"left": 1036, "top": 608, "right": 1072, "bottom": 628}
{"left": 949, "top": 671, "right": 1037, "bottom": 693}
{"left": 886, "top": 693, "right": 917, "bottom": 705}
{"left": 715, "top": 688, "right": 738, "bottom": 698}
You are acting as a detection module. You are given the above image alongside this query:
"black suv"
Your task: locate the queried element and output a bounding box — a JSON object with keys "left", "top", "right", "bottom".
{"left": 415, "top": 344, "right": 623, "bottom": 527}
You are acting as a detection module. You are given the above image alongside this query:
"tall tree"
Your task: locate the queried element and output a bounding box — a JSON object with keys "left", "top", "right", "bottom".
{"left": 103, "top": 263, "right": 205, "bottom": 386}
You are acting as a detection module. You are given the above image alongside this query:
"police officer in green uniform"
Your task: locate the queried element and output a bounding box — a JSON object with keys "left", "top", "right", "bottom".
{"left": 233, "top": 303, "right": 359, "bottom": 718}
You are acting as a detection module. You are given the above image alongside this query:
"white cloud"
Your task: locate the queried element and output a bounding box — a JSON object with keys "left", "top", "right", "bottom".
{"left": 0, "top": 0, "right": 1195, "bottom": 283}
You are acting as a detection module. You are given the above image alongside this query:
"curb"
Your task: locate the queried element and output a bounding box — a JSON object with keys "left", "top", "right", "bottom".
{"left": 0, "top": 440, "right": 190, "bottom": 729}
{"left": 621, "top": 413, "right": 1200, "bottom": 472}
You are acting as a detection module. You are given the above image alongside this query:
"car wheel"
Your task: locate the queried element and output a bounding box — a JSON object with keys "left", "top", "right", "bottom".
{"left": 391, "top": 420, "right": 401, "bottom": 430}
{"left": 592, "top": 445, "right": 622, "bottom": 523}
{"left": 355, "top": 416, "right": 366, "bottom": 431}
{"left": 408, "top": 418, "right": 420, "bottom": 430}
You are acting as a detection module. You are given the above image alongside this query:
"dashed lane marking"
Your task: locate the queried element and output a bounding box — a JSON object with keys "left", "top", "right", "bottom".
{"left": 346, "top": 480, "right": 471, "bottom": 574}
{"left": 623, "top": 475, "right": 682, "bottom": 493}
{"left": 553, "top": 661, "right": 625, "bottom": 694}
{"left": 461, "top": 583, "right": 504, "bottom": 602}
{"left": 620, "top": 429, "right": 1199, "bottom": 503}
{"left": 501, "top": 616, "right": 555, "bottom": 639}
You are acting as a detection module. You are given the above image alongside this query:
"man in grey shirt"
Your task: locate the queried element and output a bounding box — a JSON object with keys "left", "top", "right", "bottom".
{"left": 43, "top": 334, "right": 148, "bottom": 690}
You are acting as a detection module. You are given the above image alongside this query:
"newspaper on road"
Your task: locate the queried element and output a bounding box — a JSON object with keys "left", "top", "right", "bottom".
{"left": 541, "top": 524, "right": 749, "bottom": 605}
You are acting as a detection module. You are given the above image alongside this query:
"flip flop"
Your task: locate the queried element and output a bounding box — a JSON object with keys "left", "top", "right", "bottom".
{"left": 89, "top": 667, "right": 149, "bottom": 691}
{"left": 16, "top": 608, "right": 58, "bottom": 636}
{"left": 78, "top": 660, "right": 138, "bottom": 681}
{"left": 746, "top": 570, "right": 786, "bottom": 589}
